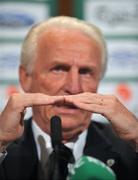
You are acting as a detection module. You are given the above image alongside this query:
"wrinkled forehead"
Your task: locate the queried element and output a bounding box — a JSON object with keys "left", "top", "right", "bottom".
{"left": 37, "top": 26, "right": 102, "bottom": 51}
{"left": 34, "top": 27, "right": 102, "bottom": 74}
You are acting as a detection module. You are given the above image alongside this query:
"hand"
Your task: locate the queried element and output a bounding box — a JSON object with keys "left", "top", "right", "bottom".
{"left": 0, "top": 93, "right": 64, "bottom": 144}
{"left": 64, "top": 92, "right": 138, "bottom": 144}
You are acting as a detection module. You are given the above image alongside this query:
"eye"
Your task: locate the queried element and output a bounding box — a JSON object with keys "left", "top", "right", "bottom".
{"left": 51, "top": 64, "right": 69, "bottom": 73}
{"left": 79, "top": 67, "right": 93, "bottom": 76}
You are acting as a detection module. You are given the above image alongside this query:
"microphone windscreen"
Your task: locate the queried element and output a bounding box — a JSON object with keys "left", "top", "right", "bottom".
{"left": 68, "top": 156, "right": 116, "bottom": 180}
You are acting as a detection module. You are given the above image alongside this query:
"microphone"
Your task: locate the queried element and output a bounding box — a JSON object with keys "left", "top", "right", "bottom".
{"left": 48, "top": 115, "right": 62, "bottom": 180}
{"left": 49, "top": 115, "right": 75, "bottom": 180}
{"left": 67, "top": 156, "right": 116, "bottom": 180}
{"left": 51, "top": 115, "right": 62, "bottom": 150}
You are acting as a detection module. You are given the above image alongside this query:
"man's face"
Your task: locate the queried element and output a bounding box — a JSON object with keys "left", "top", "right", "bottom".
{"left": 22, "top": 28, "right": 102, "bottom": 140}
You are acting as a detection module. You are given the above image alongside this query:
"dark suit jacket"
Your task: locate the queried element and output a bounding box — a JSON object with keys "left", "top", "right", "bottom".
{"left": 0, "top": 118, "right": 138, "bottom": 180}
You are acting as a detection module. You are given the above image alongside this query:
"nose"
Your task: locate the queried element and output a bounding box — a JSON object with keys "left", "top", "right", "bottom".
{"left": 64, "top": 68, "right": 83, "bottom": 95}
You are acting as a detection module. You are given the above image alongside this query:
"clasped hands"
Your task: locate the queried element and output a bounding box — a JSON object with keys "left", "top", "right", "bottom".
{"left": 0, "top": 92, "right": 138, "bottom": 149}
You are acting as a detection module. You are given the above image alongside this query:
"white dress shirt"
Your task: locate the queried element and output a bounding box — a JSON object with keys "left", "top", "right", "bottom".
{"left": 32, "top": 120, "right": 87, "bottom": 161}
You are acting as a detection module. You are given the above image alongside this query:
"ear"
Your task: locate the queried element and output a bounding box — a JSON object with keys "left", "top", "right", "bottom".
{"left": 19, "top": 65, "right": 32, "bottom": 92}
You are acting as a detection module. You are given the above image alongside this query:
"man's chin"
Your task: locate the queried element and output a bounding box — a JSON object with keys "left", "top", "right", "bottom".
{"left": 60, "top": 116, "right": 80, "bottom": 129}
{"left": 60, "top": 116, "right": 89, "bottom": 132}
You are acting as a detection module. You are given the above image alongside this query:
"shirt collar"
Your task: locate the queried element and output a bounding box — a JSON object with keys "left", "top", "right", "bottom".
{"left": 32, "top": 119, "right": 87, "bottom": 161}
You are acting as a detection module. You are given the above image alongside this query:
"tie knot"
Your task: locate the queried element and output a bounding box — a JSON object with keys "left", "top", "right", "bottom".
{"left": 57, "top": 144, "right": 75, "bottom": 164}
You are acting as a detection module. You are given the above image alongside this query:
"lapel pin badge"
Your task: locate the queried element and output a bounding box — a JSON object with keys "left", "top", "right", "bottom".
{"left": 106, "top": 159, "right": 115, "bottom": 167}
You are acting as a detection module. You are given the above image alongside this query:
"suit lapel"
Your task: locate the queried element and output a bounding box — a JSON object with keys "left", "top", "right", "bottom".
{"left": 19, "top": 118, "right": 39, "bottom": 179}
{"left": 83, "top": 121, "right": 121, "bottom": 170}
{"left": 4, "top": 118, "right": 38, "bottom": 180}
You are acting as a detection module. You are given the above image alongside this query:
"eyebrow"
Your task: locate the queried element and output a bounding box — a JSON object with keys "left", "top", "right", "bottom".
{"left": 50, "top": 59, "right": 95, "bottom": 67}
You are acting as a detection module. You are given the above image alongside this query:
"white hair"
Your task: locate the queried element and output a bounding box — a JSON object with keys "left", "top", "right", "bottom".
{"left": 20, "top": 16, "right": 108, "bottom": 78}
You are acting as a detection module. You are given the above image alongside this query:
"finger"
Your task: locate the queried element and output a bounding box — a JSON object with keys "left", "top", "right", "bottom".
{"left": 73, "top": 101, "right": 106, "bottom": 114}
{"left": 7, "top": 93, "right": 64, "bottom": 112}
{"left": 18, "top": 93, "right": 64, "bottom": 106}
{"left": 64, "top": 93, "right": 107, "bottom": 106}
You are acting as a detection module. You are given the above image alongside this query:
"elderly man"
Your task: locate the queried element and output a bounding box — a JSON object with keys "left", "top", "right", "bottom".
{"left": 0, "top": 16, "right": 138, "bottom": 180}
